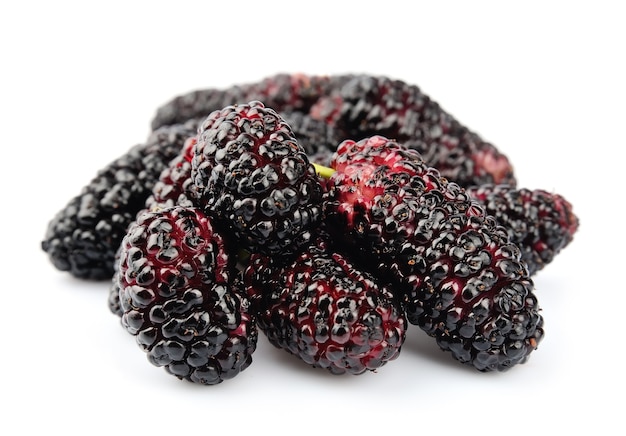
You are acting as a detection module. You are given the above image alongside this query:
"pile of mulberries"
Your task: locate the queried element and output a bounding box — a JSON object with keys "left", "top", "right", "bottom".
{"left": 43, "top": 73, "right": 579, "bottom": 384}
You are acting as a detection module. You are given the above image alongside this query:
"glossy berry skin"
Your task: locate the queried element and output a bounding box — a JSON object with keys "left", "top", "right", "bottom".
{"left": 192, "top": 101, "right": 324, "bottom": 256}
{"left": 151, "top": 73, "right": 351, "bottom": 130}
{"left": 42, "top": 120, "right": 198, "bottom": 280}
{"left": 467, "top": 184, "right": 579, "bottom": 275}
{"left": 310, "top": 75, "right": 516, "bottom": 188}
{"left": 282, "top": 111, "right": 339, "bottom": 167}
{"left": 144, "top": 136, "right": 198, "bottom": 211}
{"left": 323, "top": 136, "right": 544, "bottom": 371}
{"left": 151, "top": 73, "right": 514, "bottom": 189}
{"left": 115, "top": 206, "right": 257, "bottom": 385}
{"left": 109, "top": 136, "right": 199, "bottom": 317}
{"left": 244, "top": 233, "right": 406, "bottom": 375}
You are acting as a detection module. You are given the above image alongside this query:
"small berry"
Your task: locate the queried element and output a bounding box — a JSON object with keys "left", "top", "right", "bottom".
{"left": 244, "top": 232, "right": 406, "bottom": 375}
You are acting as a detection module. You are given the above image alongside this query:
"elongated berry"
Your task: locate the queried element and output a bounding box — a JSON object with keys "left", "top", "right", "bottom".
{"left": 467, "top": 184, "right": 579, "bottom": 275}
{"left": 323, "top": 136, "right": 544, "bottom": 371}
{"left": 310, "top": 75, "right": 516, "bottom": 188}
{"left": 42, "top": 120, "right": 198, "bottom": 280}
{"left": 151, "top": 73, "right": 350, "bottom": 130}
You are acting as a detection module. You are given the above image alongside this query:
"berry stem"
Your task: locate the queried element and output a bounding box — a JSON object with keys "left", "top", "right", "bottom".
{"left": 312, "top": 163, "right": 336, "bottom": 179}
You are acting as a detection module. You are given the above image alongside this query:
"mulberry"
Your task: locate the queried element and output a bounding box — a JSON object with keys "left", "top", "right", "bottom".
{"left": 310, "top": 75, "right": 516, "bottom": 188}
{"left": 244, "top": 232, "right": 406, "bottom": 375}
{"left": 115, "top": 205, "right": 257, "bottom": 384}
{"left": 192, "top": 101, "right": 324, "bottom": 256}
{"left": 151, "top": 73, "right": 350, "bottom": 130}
{"left": 467, "top": 184, "right": 579, "bottom": 275}
{"left": 323, "top": 136, "right": 544, "bottom": 371}
{"left": 42, "top": 120, "right": 198, "bottom": 280}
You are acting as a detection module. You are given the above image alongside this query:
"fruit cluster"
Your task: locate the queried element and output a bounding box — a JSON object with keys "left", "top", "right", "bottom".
{"left": 42, "top": 73, "right": 578, "bottom": 384}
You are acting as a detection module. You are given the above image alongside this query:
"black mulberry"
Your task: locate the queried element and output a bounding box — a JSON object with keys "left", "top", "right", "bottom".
{"left": 192, "top": 101, "right": 324, "bottom": 256}
{"left": 115, "top": 205, "right": 257, "bottom": 385}
{"left": 42, "top": 120, "right": 198, "bottom": 279}
{"left": 244, "top": 232, "right": 406, "bottom": 375}
{"left": 323, "top": 136, "right": 544, "bottom": 371}
{"left": 467, "top": 184, "right": 579, "bottom": 275}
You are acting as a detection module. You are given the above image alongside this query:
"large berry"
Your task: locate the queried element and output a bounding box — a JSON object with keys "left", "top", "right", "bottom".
{"left": 244, "top": 233, "right": 406, "bottom": 375}
{"left": 115, "top": 206, "right": 257, "bottom": 384}
{"left": 192, "top": 101, "right": 324, "bottom": 256}
{"left": 323, "top": 136, "right": 544, "bottom": 371}
{"left": 467, "top": 184, "right": 579, "bottom": 275}
{"left": 311, "top": 75, "right": 516, "bottom": 188}
{"left": 42, "top": 120, "right": 198, "bottom": 280}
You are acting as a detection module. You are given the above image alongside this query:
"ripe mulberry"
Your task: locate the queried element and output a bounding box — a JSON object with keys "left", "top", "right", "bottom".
{"left": 310, "top": 75, "right": 516, "bottom": 188}
{"left": 115, "top": 205, "right": 257, "bottom": 385}
{"left": 323, "top": 136, "right": 544, "bottom": 371}
{"left": 42, "top": 120, "right": 198, "bottom": 280}
{"left": 192, "top": 101, "right": 324, "bottom": 256}
{"left": 244, "top": 232, "right": 406, "bottom": 375}
{"left": 151, "top": 73, "right": 351, "bottom": 130}
{"left": 467, "top": 184, "right": 579, "bottom": 275}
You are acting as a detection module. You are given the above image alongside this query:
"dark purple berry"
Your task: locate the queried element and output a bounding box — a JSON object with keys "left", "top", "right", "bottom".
{"left": 191, "top": 101, "right": 324, "bottom": 256}
{"left": 42, "top": 120, "right": 198, "bottom": 280}
{"left": 310, "top": 75, "right": 516, "bottom": 188}
{"left": 323, "top": 136, "right": 543, "bottom": 371}
{"left": 467, "top": 184, "right": 579, "bottom": 275}
{"left": 115, "top": 205, "right": 257, "bottom": 385}
{"left": 151, "top": 73, "right": 350, "bottom": 130}
{"left": 244, "top": 232, "right": 406, "bottom": 375}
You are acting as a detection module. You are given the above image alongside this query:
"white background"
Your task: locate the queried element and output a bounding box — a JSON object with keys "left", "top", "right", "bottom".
{"left": 1, "top": 1, "right": 624, "bottom": 434}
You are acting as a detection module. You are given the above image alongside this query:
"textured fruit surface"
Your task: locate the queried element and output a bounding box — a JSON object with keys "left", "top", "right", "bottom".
{"left": 192, "top": 101, "right": 324, "bottom": 256}
{"left": 144, "top": 136, "right": 198, "bottom": 211}
{"left": 323, "top": 136, "right": 544, "bottom": 371}
{"left": 115, "top": 206, "right": 257, "bottom": 384}
{"left": 244, "top": 233, "right": 406, "bottom": 375}
{"left": 311, "top": 75, "right": 516, "bottom": 188}
{"left": 109, "top": 136, "right": 199, "bottom": 316}
{"left": 151, "top": 73, "right": 515, "bottom": 188}
{"left": 151, "top": 73, "right": 350, "bottom": 130}
{"left": 282, "top": 111, "right": 339, "bottom": 167}
{"left": 42, "top": 120, "right": 198, "bottom": 279}
{"left": 468, "top": 184, "right": 579, "bottom": 275}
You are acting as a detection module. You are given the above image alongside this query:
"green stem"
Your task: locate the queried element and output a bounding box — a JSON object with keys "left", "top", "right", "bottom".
{"left": 312, "top": 163, "right": 336, "bottom": 179}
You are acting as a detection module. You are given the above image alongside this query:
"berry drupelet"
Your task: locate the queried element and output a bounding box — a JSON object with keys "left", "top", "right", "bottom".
{"left": 244, "top": 232, "right": 406, "bottom": 375}
{"left": 115, "top": 205, "right": 257, "bottom": 385}
{"left": 42, "top": 120, "right": 199, "bottom": 280}
{"left": 192, "top": 101, "right": 324, "bottom": 256}
{"left": 467, "top": 184, "right": 579, "bottom": 275}
{"left": 323, "top": 136, "right": 544, "bottom": 371}
{"left": 310, "top": 75, "right": 516, "bottom": 188}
